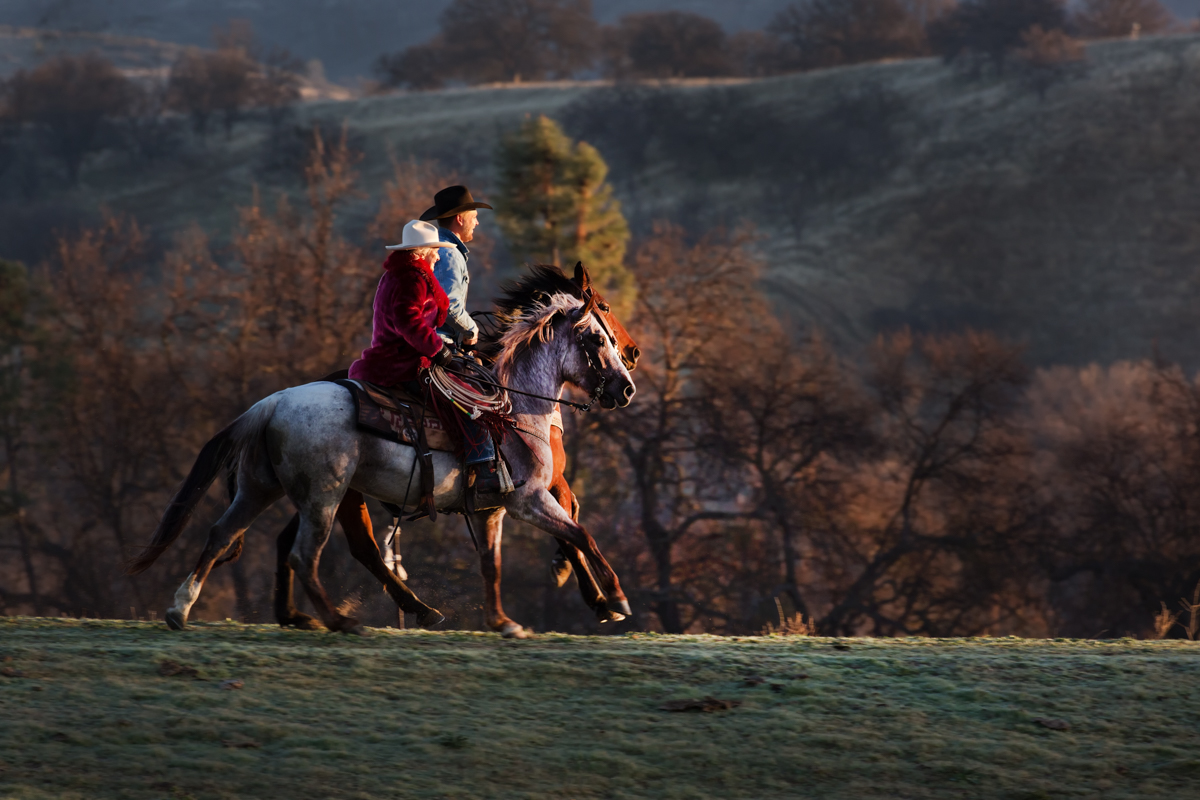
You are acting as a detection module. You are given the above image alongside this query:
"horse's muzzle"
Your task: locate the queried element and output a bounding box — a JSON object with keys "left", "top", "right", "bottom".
{"left": 603, "top": 378, "right": 635, "bottom": 409}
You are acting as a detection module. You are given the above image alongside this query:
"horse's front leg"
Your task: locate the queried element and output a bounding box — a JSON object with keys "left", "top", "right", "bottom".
{"left": 547, "top": 426, "right": 576, "bottom": 588}
{"left": 506, "top": 488, "right": 631, "bottom": 619}
{"left": 471, "top": 508, "right": 530, "bottom": 639}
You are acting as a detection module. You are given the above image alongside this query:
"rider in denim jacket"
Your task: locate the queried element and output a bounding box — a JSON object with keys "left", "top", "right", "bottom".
{"left": 419, "top": 186, "right": 503, "bottom": 488}
{"left": 421, "top": 186, "right": 491, "bottom": 349}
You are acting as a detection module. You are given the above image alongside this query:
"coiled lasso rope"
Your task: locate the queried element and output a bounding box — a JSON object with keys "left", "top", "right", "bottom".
{"left": 427, "top": 359, "right": 512, "bottom": 419}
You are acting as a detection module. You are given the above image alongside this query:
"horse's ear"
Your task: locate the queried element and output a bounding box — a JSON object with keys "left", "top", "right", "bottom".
{"left": 573, "top": 261, "right": 591, "bottom": 294}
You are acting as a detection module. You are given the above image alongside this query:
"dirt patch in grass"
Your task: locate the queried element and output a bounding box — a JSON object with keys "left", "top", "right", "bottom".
{"left": 1, "top": 617, "right": 1198, "bottom": 799}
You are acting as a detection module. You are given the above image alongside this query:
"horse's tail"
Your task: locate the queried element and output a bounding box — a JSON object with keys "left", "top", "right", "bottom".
{"left": 126, "top": 393, "right": 283, "bottom": 575}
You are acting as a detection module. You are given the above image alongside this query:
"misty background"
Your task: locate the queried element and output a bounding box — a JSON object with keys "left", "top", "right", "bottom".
{"left": 3, "top": 0, "right": 1200, "bottom": 640}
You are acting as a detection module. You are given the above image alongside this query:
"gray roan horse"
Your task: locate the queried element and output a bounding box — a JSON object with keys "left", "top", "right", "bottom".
{"left": 127, "top": 268, "right": 635, "bottom": 638}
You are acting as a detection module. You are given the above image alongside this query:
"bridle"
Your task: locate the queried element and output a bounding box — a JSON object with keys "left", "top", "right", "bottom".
{"left": 447, "top": 306, "right": 612, "bottom": 413}
{"left": 580, "top": 288, "right": 633, "bottom": 370}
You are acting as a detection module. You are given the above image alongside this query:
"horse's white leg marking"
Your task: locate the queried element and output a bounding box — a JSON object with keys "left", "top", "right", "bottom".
{"left": 169, "top": 572, "right": 201, "bottom": 618}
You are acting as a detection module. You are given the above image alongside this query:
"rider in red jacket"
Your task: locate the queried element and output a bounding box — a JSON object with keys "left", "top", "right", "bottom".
{"left": 348, "top": 219, "right": 508, "bottom": 501}
{"left": 348, "top": 245, "right": 452, "bottom": 386}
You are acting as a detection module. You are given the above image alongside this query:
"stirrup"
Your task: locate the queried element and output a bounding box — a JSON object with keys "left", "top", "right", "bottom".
{"left": 465, "top": 458, "right": 514, "bottom": 513}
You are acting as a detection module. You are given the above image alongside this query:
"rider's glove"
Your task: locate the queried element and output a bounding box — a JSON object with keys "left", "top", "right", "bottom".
{"left": 432, "top": 345, "right": 454, "bottom": 367}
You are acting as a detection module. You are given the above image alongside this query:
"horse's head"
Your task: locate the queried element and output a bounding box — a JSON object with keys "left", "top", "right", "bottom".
{"left": 566, "top": 294, "right": 636, "bottom": 409}
{"left": 492, "top": 264, "right": 637, "bottom": 410}
{"left": 571, "top": 262, "right": 640, "bottom": 372}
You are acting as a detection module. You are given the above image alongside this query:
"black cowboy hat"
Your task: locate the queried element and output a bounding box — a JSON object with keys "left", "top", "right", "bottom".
{"left": 419, "top": 185, "right": 493, "bottom": 221}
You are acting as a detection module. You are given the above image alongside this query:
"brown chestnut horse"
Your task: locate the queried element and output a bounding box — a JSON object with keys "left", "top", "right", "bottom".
{"left": 271, "top": 263, "right": 640, "bottom": 630}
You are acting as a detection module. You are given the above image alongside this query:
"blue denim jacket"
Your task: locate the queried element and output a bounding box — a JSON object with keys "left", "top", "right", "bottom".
{"left": 432, "top": 228, "right": 479, "bottom": 345}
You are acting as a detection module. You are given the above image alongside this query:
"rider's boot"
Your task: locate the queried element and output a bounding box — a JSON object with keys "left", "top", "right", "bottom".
{"left": 468, "top": 457, "right": 515, "bottom": 511}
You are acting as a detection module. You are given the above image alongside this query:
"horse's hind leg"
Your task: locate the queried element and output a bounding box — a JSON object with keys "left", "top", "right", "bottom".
{"left": 166, "top": 484, "right": 281, "bottom": 630}
{"left": 290, "top": 502, "right": 361, "bottom": 634}
{"left": 274, "top": 514, "right": 323, "bottom": 630}
{"left": 337, "top": 490, "right": 445, "bottom": 629}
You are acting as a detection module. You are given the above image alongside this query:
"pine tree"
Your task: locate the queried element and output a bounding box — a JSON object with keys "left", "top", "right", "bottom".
{"left": 495, "top": 115, "right": 634, "bottom": 308}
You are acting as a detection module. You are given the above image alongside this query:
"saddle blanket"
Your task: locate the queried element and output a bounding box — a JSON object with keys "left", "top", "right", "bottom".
{"left": 334, "top": 379, "right": 455, "bottom": 451}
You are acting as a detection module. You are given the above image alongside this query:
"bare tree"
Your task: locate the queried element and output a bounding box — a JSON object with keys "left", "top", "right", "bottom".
{"left": 119, "top": 79, "right": 183, "bottom": 164}
{"left": 769, "top": 0, "right": 928, "bottom": 71}
{"left": 590, "top": 225, "right": 766, "bottom": 632}
{"left": 374, "top": 38, "right": 450, "bottom": 91}
{"left": 698, "top": 337, "right": 872, "bottom": 626}
{"left": 167, "top": 47, "right": 257, "bottom": 140}
{"left": 0, "top": 259, "right": 62, "bottom": 615}
{"left": 1012, "top": 25, "right": 1087, "bottom": 100}
{"left": 4, "top": 53, "right": 132, "bottom": 185}
{"left": 375, "top": 0, "right": 598, "bottom": 87}
{"left": 1072, "top": 0, "right": 1173, "bottom": 38}
{"left": 256, "top": 47, "right": 305, "bottom": 130}
{"left": 927, "top": 0, "right": 1067, "bottom": 74}
{"left": 1028, "top": 361, "right": 1200, "bottom": 637}
{"left": 601, "top": 12, "right": 733, "bottom": 79}
{"left": 818, "top": 330, "right": 1040, "bottom": 636}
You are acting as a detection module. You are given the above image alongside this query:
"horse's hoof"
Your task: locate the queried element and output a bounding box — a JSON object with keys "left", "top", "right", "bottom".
{"left": 345, "top": 625, "right": 370, "bottom": 636}
{"left": 500, "top": 622, "right": 531, "bottom": 639}
{"left": 415, "top": 608, "right": 445, "bottom": 629}
{"left": 165, "top": 609, "right": 186, "bottom": 631}
{"left": 596, "top": 608, "right": 625, "bottom": 624}
{"left": 607, "top": 598, "right": 632, "bottom": 618}
{"left": 330, "top": 616, "right": 361, "bottom": 633}
{"left": 279, "top": 612, "right": 324, "bottom": 631}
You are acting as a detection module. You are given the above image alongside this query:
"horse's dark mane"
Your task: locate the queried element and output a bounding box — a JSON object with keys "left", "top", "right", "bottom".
{"left": 474, "top": 265, "right": 579, "bottom": 358}
{"left": 494, "top": 265, "right": 579, "bottom": 315}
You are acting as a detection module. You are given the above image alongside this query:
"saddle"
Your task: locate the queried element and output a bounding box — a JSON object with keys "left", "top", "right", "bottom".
{"left": 334, "top": 378, "right": 455, "bottom": 522}
{"left": 332, "top": 372, "right": 517, "bottom": 522}
{"left": 334, "top": 378, "right": 454, "bottom": 452}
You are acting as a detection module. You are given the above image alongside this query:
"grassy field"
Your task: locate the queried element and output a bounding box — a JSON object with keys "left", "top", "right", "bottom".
{"left": 1, "top": 618, "right": 1198, "bottom": 799}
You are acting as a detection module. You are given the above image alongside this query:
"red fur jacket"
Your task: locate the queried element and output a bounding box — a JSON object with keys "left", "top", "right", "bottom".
{"left": 348, "top": 250, "right": 449, "bottom": 386}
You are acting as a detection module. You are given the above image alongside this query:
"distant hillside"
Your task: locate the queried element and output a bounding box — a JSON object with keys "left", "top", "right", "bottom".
{"left": 0, "top": 25, "right": 354, "bottom": 101}
{"left": 6, "top": 35, "right": 1200, "bottom": 369}
{"left": 0, "top": 0, "right": 798, "bottom": 83}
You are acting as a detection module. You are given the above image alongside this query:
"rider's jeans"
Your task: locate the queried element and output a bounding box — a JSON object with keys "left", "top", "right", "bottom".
{"left": 400, "top": 379, "right": 495, "bottom": 465}
{"left": 461, "top": 418, "right": 496, "bottom": 465}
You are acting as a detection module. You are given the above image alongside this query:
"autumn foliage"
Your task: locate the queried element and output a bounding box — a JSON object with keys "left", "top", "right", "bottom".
{"left": 1, "top": 132, "right": 1197, "bottom": 640}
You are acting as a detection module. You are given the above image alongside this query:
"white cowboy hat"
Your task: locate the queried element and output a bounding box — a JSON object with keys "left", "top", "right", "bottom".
{"left": 384, "top": 219, "right": 457, "bottom": 251}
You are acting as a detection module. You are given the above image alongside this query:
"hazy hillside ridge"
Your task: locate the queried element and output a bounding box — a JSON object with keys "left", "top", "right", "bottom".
{"left": 0, "top": 0, "right": 800, "bottom": 82}
{"left": 0, "top": 25, "right": 353, "bottom": 100}
{"left": 7, "top": 34, "right": 1200, "bottom": 368}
